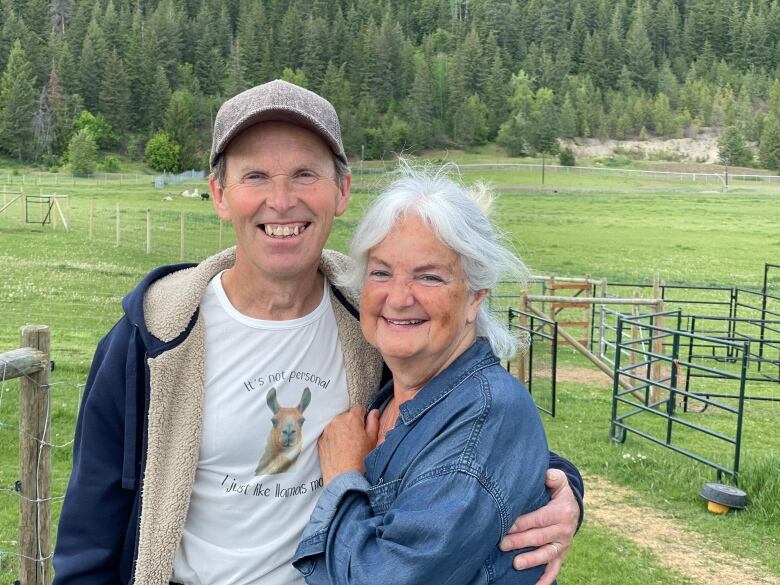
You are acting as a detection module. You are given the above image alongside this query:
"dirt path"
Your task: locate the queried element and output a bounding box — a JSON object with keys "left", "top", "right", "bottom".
{"left": 584, "top": 474, "right": 779, "bottom": 584}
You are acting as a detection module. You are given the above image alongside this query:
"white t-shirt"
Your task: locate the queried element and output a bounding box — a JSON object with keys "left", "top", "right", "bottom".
{"left": 172, "top": 272, "right": 350, "bottom": 585}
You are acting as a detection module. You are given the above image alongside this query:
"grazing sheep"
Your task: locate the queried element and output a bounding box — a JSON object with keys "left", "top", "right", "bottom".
{"left": 255, "top": 387, "right": 311, "bottom": 476}
{"left": 201, "top": 192, "right": 210, "bottom": 201}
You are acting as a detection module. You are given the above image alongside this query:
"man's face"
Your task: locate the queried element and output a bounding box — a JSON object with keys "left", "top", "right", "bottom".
{"left": 210, "top": 121, "right": 351, "bottom": 283}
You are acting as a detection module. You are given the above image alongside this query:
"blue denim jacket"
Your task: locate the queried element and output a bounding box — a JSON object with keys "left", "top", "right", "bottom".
{"left": 293, "top": 339, "right": 552, "bottom": 584}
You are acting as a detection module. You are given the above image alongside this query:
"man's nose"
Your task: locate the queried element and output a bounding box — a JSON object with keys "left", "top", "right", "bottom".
{"left": 266, "top": 176, "right": 297, "bottom": 211}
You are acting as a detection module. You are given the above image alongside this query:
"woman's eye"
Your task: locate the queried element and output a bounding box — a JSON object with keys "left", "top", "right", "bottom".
{"left": 420, "top": 274, "right": 444, "bottom": 284}
{"left": 368, "top": 270, "right": 390, "bottom": 279}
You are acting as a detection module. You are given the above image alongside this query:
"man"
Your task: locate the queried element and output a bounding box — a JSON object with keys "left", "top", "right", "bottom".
{"left": 54, "top": 80, "right": 583, "bottom": 585}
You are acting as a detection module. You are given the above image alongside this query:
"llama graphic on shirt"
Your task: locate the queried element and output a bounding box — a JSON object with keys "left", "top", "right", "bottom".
{"left": 255, "top": 387, "right": 311, "bottom": 476}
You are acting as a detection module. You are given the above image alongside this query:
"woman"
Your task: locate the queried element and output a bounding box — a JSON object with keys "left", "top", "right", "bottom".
{"left": 293, "top": 165, "right": 554, "bottom": 584}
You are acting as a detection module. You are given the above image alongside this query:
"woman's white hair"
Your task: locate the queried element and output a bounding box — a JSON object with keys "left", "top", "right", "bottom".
{"left": 338, "top": 161, "right": 529, "bottom": 359}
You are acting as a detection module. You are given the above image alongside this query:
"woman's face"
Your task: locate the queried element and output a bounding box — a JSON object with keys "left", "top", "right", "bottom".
{"left": 360, "top": 214, "right": 486, "bottom": 375}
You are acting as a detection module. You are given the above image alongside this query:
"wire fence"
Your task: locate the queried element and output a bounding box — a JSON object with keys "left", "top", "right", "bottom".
{"left": 456, "top": 163, "right": 780, "bottom": 185}
{"left": 0, "top": 327, "right": 81, "bottom": 585}
{"left": 3, "top": 163, "right": 780, "bottom": 191}
{"left": 0, "top": 172, "right": 154, "bottom": 187}
{"left": 1, "top": 193, "right": 235, "bottom": 369}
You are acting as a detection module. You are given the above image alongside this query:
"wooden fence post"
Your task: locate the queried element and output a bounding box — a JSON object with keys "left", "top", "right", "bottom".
{"left": 631, "top": 290, "right": 641, "bottom": 369}
{"left": 20, "top": 187, "right": 25, "bottom": 228}
{"left": 51, "top": 194, "right": 57, "bottom": 231}
{"left": 88, "top": 200, "right": 94, "bottom": 241}
{"left": 548, "top": 275, "right": 556, "bottom": 321}
{"left": 18, "top": 325, "right": 52, "bottom": 585}
{"left": 180, "top": 212, "right": 185, "bottom": 261}
{"left": 146, "top": 209, "right": 152, "bottom": 254}
{"left": 115, "top": 203, "right": 120, "bottom": 247}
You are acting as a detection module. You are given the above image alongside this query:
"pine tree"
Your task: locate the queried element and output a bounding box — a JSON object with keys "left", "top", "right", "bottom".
{"left": 453, "top": 94, "right": 488, "bottom": 146}
{"left": 718, "top": 125, "right": 753, "bottom": 168}
{"left": 51, "top": 0, "right": 74, "bottom": 35}
{"left": 569, "top": 4, "right": 588, "bottom": 70}
{"left": 302, "top": 15, "right": 329, "bottom": 90}
{"left": 68, "top": 127, "right": 97, "bottom": 175}
{"left": 63, "top": 0, "right": 92, "bottom": 59}
{"left": 32, "top": 82, "right": 53, "bottom": 159}
{"left": 46, "top": 64, "right": 71, "bottom": 155}
{"left": 497, "top": 114, "right": 530, "bottom": 156}
{"left": 654, "top": 0, "right": 681, "bottom": 63}
{"left": 0, "top": 4, "right": 27, "bottom": 74}
{"left": 236, "top": 0, "right": 265, "bottom": 84}
{"left": 278, "top": 1, "right": 304, "bottom": 71}
{"left": 259, "top": 38, "right": 275, "bottom": 84}
{"left": 530, "top": 87, "right": 559, "bottom": 155}
{"left": 223, "top": 39, "right": 247, "bottom": 99}
{"left": 759, "top": 113, "right": 780, "bottom": 171}
{"left": 373, "top": 10, "right": 405, "bottom": 109}
{"left": 0, "top": 40, "right": 37, "bottom": 160}
{"left": 460, "top": 27, "right": 485, "bottom": 96}
{"left": 540, "top": 0, "right": 569, "bottom": 52}
{"left": 78, "top": 16, "right": 107, "bottom": 111}
{"left": 484, "top": 49, "right": 509, "bottom": 139}
{"left": 150, "top": 0, "right": 184, "bottom": 85}
{"left": 125, "top": 8, "right": 151, "bottom": 130}
{"left": 102, "top": 0, "right": 121, "bottom": 52}
{"left": 148, "top": 65, "right": 172, "bottom": 132}
{"left": 164, "top": 90, "right": 197, "bottom": 169}
{"left": 408, "top": 54, "right": 436, "bottom": 147}
{"left": 21, "top": 0, "right": 50, "bottom": 85}
{"left": 559, "top": 92, "right": 577, "bottom": 138}
{"left": 99, "top": 50, "right": 131, "bottom": 136}
{"left": 625, "top": 0, "right": 654, "bottom": 91}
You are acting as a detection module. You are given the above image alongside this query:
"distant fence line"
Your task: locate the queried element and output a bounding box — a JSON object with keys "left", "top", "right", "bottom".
{"left": 1, "top": 172, "right": 153, "bottom": 187}
{"left": 154, "top": 169, "right": 207, "bottom": 188}
{"left": 453, "top": 163, "right": 780, "bottom": 185}
{"left": 0, "top": 195, "right": 236, "bottom": 264}
{"left": 3, "top": 163, "right": 780, "bottom": 191}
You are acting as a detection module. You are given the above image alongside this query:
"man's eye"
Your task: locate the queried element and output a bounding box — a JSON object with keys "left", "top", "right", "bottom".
{"left": 420, "top": 274, "right": 444, "bottom": 284}
{"left": 293, "top": 170, "right": 319, "bottom": 184}
{"left": 368, "top": 270, "right": 391, "bottom": 279}
{"left": 244, "top": 173, "right": 269, "bottom": 185}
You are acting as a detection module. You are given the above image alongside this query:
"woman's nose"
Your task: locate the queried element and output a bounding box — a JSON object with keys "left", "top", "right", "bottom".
{"left": 386, "top": 277, "right": 414, "bottom": 308}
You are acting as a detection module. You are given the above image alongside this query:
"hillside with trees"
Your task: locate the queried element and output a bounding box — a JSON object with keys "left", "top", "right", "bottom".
{"left": 2, "top": 0, "right": 780, "bottom": 173}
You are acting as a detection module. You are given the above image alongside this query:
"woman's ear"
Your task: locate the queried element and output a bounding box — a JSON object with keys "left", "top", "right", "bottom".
{"left": 466, "top": 289, "right": 489, "bottom": 324}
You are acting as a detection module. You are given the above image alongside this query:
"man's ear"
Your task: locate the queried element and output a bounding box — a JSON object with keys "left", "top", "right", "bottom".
{"left": 210, "top": 174, "right": 231, "bottom": 221}
{"left": 335, "top": 173, "right": 351, "bottom": 217}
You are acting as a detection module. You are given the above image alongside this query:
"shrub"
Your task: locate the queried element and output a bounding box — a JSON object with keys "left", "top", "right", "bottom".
{"left": 559, "top": 147, "right": 576, "bottom": 166}
{"left": 73, "top": 111, "right": 119, "bottom": 150}
{"left": 145, "top": 132, "right": 181, "bottom": 173}
{"left": 68, "top": 128, "right": 98, "bottom": 176}
{"left": 101, "top": 155, "right": 121, "bottom": 172}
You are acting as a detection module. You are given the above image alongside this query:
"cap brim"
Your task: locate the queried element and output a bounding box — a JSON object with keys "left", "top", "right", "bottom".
{"left": 211, "top": 108, "right": 346, "bottom": 168}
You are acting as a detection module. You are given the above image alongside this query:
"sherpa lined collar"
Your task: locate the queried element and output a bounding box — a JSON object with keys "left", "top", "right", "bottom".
{"left": 143, "top": 247, "right": 359, "bottom": 343}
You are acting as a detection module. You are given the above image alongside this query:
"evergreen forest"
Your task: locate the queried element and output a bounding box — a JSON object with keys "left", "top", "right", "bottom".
{"left": 3, "top": 0, "right": 780, "bottom": 172}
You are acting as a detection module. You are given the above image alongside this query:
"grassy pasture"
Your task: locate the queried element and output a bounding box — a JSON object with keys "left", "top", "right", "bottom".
{"left": 1, "top": 163, "right": 779, "bottom": 582}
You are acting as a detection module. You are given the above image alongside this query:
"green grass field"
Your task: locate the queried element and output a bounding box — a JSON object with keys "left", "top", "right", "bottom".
{"left": 1, "top": 162, "right": 779, "bottom": 583}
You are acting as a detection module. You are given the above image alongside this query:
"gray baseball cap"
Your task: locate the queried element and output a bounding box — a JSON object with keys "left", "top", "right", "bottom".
{"left": 210, "top": 79, "right": 347, "bottom": 169}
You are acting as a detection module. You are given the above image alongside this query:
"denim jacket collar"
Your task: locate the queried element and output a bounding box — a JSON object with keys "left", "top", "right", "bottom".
{"left": 368, "top": 338, "right": 499, "bottom": 425}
